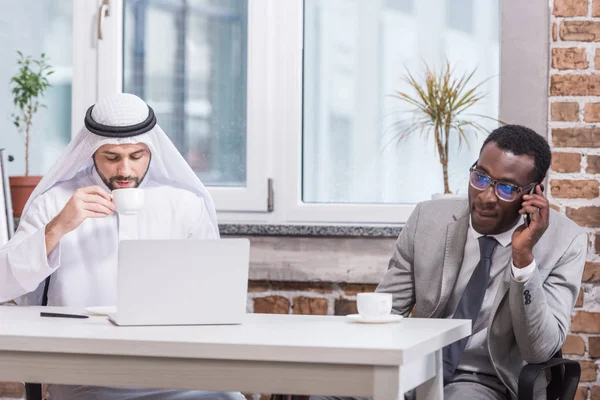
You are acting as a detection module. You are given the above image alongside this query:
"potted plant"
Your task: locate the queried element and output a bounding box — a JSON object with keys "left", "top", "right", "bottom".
{"left": 8, "top": 51, "right": 53, "bottom": 217}
{"left": 392, "top": 61, "right": 494, "bottom": 195}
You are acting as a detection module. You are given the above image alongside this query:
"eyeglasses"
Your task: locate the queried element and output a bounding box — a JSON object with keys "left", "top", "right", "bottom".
{"left": 469, "top": 164, "right": 536, "bottom": 202}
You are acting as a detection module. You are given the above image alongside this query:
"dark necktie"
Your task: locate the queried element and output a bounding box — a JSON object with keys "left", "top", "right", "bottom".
{"left": 442, "top": 235, "right": 498, "bottom": 382}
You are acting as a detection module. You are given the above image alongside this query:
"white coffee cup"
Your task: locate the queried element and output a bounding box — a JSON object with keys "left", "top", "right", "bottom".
{"left": 357, "top": 293, "right": 392, "bottom": 318}
{"left": 112, "top": 188, "right": 145, "bottom": 215}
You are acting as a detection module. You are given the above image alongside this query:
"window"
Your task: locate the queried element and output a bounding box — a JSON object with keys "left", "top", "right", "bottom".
{"left": 0, "top": 0, "right": 72, "bottom": 176}
{"left": 122, "top": 0, "right": 248, "bottom": 187}
{"left": 84, "top": 0, "right": 546, "bottom": 225}
{"left": 96, "top": 0, "right": 270, "bottom": 212}
{"left": 302, "top": 0, "right": 499, "bottom": 205}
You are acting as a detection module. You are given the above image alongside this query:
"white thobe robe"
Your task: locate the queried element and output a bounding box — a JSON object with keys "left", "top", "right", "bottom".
{"left": 0, "top": 166, "right": 243, "bottom": 400}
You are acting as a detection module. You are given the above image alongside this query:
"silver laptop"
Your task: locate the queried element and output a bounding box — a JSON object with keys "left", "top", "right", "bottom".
{"left": 109, "top": 239, "right": 250, "bottom": 326}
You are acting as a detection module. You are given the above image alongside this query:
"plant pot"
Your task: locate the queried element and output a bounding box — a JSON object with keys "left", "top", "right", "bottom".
{"left": 9, "top": 176, "right": 42, "bottom": 218}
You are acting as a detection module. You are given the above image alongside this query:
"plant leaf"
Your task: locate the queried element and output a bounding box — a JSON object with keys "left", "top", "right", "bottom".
{"left": 389, "top": 60, "right": 499, "bottom": 191}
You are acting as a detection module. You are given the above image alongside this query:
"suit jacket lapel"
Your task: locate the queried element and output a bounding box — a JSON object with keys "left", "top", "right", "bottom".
{"left": 429, "top": 204, "right": 470, "bottom": 318}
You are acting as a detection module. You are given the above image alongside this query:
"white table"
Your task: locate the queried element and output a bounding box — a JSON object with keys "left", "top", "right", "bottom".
{"left": 0, "top": 307, "right": 470, "bottom": 400}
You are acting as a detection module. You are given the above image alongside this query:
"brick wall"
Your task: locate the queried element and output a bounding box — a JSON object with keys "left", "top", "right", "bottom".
{"left": 0, "top": 382, "right": 24, "bottom": 399}
{"left": 551, "top": 1, "right": 600, "bottom": 398}
{"left": 247, "top": 281, "right": 377, "bottom": 316}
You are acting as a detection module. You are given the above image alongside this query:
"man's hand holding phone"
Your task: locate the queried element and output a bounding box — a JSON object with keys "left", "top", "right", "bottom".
{"left": 512, "top": 184, "right": 549, "bottom": 268}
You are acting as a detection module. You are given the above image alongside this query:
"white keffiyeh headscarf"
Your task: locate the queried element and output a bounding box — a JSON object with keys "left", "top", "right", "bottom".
{"left": 22, "top": 93, "right": 218, "bottom": 230}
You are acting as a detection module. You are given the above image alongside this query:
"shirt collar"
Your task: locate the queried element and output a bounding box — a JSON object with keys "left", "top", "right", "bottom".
{"left": 469, "top": 215, "right": 523, "bottom": 248}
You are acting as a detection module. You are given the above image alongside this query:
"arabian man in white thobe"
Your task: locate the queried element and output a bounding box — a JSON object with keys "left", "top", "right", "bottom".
{"left": 0, "top": 93, "right": 245, "bottom": 400}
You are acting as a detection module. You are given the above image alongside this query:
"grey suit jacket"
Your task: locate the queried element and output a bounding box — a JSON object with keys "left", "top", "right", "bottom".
{"left": 376, "top": 198, "right": 587, "bottom": 399}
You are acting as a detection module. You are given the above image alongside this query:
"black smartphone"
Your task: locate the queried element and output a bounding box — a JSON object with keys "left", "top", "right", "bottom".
{"left": 524, "top": 185, "right": 538, "bottom": 227}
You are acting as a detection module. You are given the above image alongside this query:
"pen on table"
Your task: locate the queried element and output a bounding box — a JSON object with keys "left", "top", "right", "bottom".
{"left": 40, "top": 312, "right": 89, "bottom": 319}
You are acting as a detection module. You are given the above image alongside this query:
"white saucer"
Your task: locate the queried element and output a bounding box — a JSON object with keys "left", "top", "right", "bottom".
{"left": 84, "top": 306, "right": 117, "bottom": 316}
{"left": 346, "top": 314, "right": 403, "bottom": 324}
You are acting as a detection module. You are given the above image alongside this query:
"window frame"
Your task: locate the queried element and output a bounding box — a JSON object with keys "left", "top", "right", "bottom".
{"left": 266, "top": 0, "right": 417, "bottom": 225}
{"left": 75, "top": 0, "right": 548, "bottom": 226}
{"left": 220, "top": 0, "right": 550, "bottom": 225}
{"left": 86, "top": 0, "right": 271, "bottom": 212}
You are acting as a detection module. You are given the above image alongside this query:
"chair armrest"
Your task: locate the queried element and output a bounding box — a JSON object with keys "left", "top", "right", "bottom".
{"left": 518, "top": 357, "right": 580, "bottom": 400}
{"left": 25, "top": 383, "right": 43, "bottom": 400}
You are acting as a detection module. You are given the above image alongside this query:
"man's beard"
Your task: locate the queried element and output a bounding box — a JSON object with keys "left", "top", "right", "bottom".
{"left": 103, "top": 173, "right": 142, "bottom": 190}
{"left": 93, "top": 159, "right": 150, "bottom": 190}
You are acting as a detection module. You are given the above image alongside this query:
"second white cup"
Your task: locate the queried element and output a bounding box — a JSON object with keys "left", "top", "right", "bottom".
{"left": 357, "top": 293, "right": 392, "bottom": 318}
{"left": 112, "top": 188, "right": 145, "bottom": 215}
